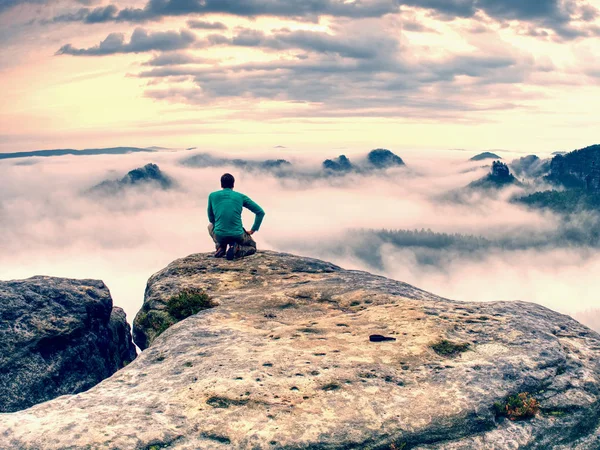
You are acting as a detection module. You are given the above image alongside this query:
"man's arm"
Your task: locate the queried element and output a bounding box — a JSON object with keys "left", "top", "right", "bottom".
{"left": 207, "top": 194, "right": 215, "bottom": 224}
{"left": 242, "top": 195, "right": 265, "bottom": 233}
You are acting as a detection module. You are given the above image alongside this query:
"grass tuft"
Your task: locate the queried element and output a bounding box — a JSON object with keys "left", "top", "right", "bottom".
{"left": 167, "top": 288, "right": 215, "bottom": 320}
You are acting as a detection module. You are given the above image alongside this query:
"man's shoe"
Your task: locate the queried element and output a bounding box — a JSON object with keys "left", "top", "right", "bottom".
{"left": 214, "top": 247, "right": 226, "bottom": 258}
{"left": 226, "top": 243, "right": 238, "bottom": 261}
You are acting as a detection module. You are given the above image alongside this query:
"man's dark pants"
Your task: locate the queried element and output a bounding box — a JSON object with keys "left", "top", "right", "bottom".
{"left": 208, "top": 224, "right": 257, "bottom": 258}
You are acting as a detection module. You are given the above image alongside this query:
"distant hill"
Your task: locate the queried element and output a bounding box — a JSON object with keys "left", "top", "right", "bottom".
{"left": 90, "top": 163, "right": 174, "bottom": 194}
{"left": 515, "top": 144, "right": 600, "bottom": 213}
{"left": 0, "top": 147, "right": 155, "bottom": 160}
{"left": 181, "top": 153, "right": 291, "bottom": 172}
{"left": 516, "top": 189, "right": 600, "bottom": 214}
{"left": 546, "top": 144, "right": 600, "bottom": 189}
{"left": 470, "top": 152, "right": 501, "bottom": 161}
{"left": 469, "top": 161, "right": 521, "bottom": 189}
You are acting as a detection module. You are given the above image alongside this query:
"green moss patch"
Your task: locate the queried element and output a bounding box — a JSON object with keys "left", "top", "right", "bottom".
{"left": 431, "top": 339, "right": 470, "bottom": 357}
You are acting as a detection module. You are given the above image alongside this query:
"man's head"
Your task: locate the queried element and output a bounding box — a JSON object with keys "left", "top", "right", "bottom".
{"left": 221, "top": 173, "right": 235, "bottom": 189}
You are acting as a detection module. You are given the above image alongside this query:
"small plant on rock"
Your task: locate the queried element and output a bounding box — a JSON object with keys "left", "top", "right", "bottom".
{"left": 494, "top": 392, "right": 540, "bottom": 421}
{"left": 166, "top": 288, "right": 215, "bottom": 320}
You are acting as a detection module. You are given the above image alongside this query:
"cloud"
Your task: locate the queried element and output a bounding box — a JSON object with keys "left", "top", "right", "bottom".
{"left": 56, "top": 28, "right": 196, "bottom": 55}
{"left": 143, "top": 52, "right": 210, "bottom": 66}
{"left": 187, "top": 19, "right": 227, "bottom": 30}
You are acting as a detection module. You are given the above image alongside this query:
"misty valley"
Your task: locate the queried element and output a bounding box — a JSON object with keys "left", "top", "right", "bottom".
{"left": 1, "top": 144, "right": 600, "bottom": 335}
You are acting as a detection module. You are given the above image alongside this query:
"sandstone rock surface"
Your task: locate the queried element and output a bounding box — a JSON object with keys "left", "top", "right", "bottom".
{"left": 0, "top": 276, "right": 137, "bottom": 413}
{"left": 2, "top": 252, "right": 600, "bottom": 449}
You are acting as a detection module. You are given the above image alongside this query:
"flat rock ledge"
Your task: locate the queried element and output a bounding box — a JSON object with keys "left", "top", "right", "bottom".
{"left": 1, "top": 252, "right": 600, "bottom": 449}
{"left": 0, "top": 276, "right": 137, "bottom": 413}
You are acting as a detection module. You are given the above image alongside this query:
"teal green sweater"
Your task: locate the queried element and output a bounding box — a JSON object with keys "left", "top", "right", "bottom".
{"left": 208, "top": 189, "right": 265, "bottom": 237}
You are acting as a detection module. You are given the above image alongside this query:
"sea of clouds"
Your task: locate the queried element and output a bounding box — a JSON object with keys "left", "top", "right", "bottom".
{"left": 1, "top": 147, "right": 599, "bottom": 332}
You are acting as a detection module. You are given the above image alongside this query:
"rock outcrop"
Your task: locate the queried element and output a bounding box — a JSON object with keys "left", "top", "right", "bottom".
{"left": 367, "top": 149, "right": 405, "bottom": 169}
{"left": 2, "top": 252, "right": 600, "bottom": 449}
{"left": 90, "top": 163, "right": 174, "bottom": 194}
{"left": 323, "top": 154, "right": 354, "bottom": 173}
{"left": 469, "top": 161, "right": 521, "bottom": 190}
{"left": 0, "top": 276, "right": 137, "bottom": 413}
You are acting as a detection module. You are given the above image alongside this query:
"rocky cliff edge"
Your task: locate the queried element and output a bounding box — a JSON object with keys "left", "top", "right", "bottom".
{"left": 1, "top": 252, "right": 600, "bottom": 449}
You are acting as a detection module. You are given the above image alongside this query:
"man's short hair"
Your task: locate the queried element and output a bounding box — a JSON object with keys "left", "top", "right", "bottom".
{"left": 221, "top": 173, "right": 235, "bottom": 189}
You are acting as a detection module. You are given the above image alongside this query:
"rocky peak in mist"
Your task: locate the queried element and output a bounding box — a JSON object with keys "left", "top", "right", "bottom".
{"left": 3, "top": 251, "right": 600, "bottom": 449}
{"left": 468, "top": 161, "right": 520, "bottom": 190}
{"left": 322, "top": 154, "right": 354, "bottom": 172}
{"left": 470, "top": 151, "right": 501, "bottom": 161}
{"left": 321, "top": 149, "right": 405, "bottom": 175}
{"left": 491, "top": 161, "right": 510, "bottom": 178}
{"left": 90, "top": 163, "right": 174, "bottom": 193}
{"left": 367, "top": 148, "right": 405, "bottom": 169}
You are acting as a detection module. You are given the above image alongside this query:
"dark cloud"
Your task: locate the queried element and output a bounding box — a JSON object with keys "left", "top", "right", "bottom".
{"left": 0, "top": 0, "right": 48, "bottom": 14}
{"left": 50, "top": 0, "right": 399, "bottom": 23}
{"left": 84, "top": 4, "right": 119, "bottom": 23}
{"left": 401, "top": 19, "right": 437, "bottom": 33}
{"left": 473, "top": 0, "right": 600, "bottom": 39}
{"left": 47, "top": 5, "right": 119, "bottom": 24}
{"left": 56, "top": 28, "right": 196, "bottom": 55}
{"left": 45, "top": 0, "right": 598, "bottom": 40}
{"left": 187, "top": 19, "right": 227, "bottom": 30}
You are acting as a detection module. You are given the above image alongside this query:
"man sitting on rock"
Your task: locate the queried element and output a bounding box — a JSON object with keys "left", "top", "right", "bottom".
{"left": 208, "top": 173, "right": 265, "bottom": 260}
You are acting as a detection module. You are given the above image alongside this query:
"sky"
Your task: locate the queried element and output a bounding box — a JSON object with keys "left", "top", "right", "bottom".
{"left": 1, "top": 0, "right": 600, "bottom": 154}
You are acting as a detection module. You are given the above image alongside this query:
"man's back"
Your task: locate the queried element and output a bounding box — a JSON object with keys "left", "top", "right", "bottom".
{"left": 208, "top": 188, "right": 264, "bottom": 237}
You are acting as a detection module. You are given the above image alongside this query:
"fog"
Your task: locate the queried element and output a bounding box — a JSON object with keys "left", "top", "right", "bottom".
{"left": 1, "top": 148, "right": 599, "bottom": 333}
